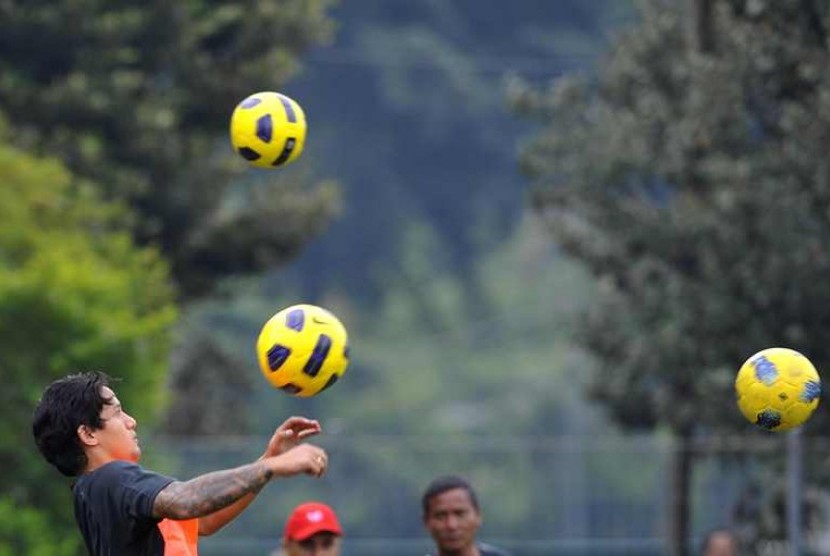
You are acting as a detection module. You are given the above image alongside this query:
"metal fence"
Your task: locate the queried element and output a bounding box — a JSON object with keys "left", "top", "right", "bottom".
{"left": 147, "top": 433, "right": 830, "bottom": 556}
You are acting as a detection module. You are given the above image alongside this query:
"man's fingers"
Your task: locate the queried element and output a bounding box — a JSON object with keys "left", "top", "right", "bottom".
{"left": 296, "top": 428, "right": 320, "bottom": 440}
{"left": 302, "top": 448, "right": 327, "bottom": 477}
{"left": 314, "top": 454, "right": 327, "bottom": 477}
{"left": 283, "top": 416, "right": 318, "bottom": 428}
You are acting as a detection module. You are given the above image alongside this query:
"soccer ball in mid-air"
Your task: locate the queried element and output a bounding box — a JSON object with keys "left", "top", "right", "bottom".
{"left": 230, "top": 91, "right": 307, "bottom": 168}
{"left": 735, "top": 347, "right": 822, "bottom": 431}
{"left": 256, "top": 304, "right": 349, "bottom": 397}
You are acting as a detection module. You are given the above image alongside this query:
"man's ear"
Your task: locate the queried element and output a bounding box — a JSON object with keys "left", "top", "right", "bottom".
{"left": 77, "top": 424, "right": 98, "bottom": 447}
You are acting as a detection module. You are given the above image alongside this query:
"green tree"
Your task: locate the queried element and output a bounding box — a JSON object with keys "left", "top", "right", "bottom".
{"left": 0, "top": 0, "right": 344, "bottom": 437}
{"left": 285, "top": 0, "right": 632, "bottom": 301}
{"left": 512, "top": 0, "right": 830, "bottom": 553}
{"left": 0, "top": 0, "right": 340, "bottom": 297}
{"left": 0, "top": 135, "right": 176, "bottom": 552}
{"left": 0, "top": 499, "right": 77, "bottom": 556}
{"left": 184, "top": 214, "right": 606, "bottom": 543}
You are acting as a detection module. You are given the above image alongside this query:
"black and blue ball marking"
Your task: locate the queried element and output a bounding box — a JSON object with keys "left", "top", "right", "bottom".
{"left": 279, "top": 383, "right": 302, "bottom": 395}
{"left": 256, "top": 114, "right": 273, "bottom": 143}
{"left": 237, "top": 147, "right": 260, "bottom": 161}
{"left": 285, "top": 309, "right": 305, "bottom": 332}
{"left": 316, "top": 344, "right": 349, "bottom": 392}
{"left": 801, "top": 380, "right": 822, "bottom": 402}
{"left": 266, "top": 344, "right": 291, "bottom": 371}
{"left": 756, "top": 409, "right": 782, "bottom": 430}
{"left": 319, "top": 373, "right": 339, "bottom": 393}
{"left": 240, "top": 97, "right": 262, "bottom": 109}
{"left": 267, "top": 94, "right": 299, "bottom": 166}
{"left": 272, "top": 137, "right": 296, "bottom": 166}
{"left": 752, "top": 355, "right": 778, "bottom": 386}
{"left": 276, "top": 94, "right": 298, "bottom": 123}
{"left": 303, "top": 334, "right": 332, "bottom": 377}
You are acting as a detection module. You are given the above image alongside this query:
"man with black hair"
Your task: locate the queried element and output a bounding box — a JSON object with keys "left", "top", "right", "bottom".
{"left": 33, "top": 371, "right": 329, "bottom": 556}
{"left": 421, "top": 475, "right": 511, "bottom": 556}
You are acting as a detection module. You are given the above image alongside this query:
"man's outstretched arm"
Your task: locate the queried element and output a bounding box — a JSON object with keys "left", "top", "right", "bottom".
{"left": 197, "top": 417, "right": 323, "bottom": 536}
{"left": 152, "top": 443, "right": 327, "bottom": 521}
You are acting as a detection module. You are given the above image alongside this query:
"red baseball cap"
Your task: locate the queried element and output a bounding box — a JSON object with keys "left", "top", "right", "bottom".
{"left": 283, "top": 501, "right": 343, "bottom": 541}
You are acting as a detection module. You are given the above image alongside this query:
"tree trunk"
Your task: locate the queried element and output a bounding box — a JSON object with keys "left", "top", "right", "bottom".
{"left": 686, "top": 0, "right": 714, "bottom": 53}
{"left": 799, "top": 0, "right": 827, "bottom": 47}
{"left": 667, "top": 427, "right": 693, "bottom": 556}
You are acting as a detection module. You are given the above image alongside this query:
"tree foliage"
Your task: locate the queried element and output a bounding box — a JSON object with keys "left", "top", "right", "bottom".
{"left": 514, "top": 0, "right": 830, "bottom": 434}
{"left": 195, "top": 214, "right": 596, "bottom": 437}
{"left": 0, "top": 497, "right": 77, "bottom": 556}
{"left": 163, "top": 330, "right": 252, "bottom": 435}
{"left": 0, "top": 135, "right": 176, "bottom": 552}
{"left": 513, "top": 0, "right": 830, "bottom": 551}
{"left": 283, "top": 0, "right": 631, "bottom": 301}
{"left": 0, "top": 0, "right": 341, "bottom": 297}
{"left": 184, "top": 213, "right": 604, "bottom": 544}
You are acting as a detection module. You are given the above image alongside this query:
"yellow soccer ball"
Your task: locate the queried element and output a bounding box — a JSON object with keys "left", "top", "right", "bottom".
{"left": 256, "top": 304, "right": 349, "bottom": 397}
{"left": 230, "top": 91, "right": 307, "bottom": 168}
{"left": 735, "top": 347, "right": 821, "bottom": 431}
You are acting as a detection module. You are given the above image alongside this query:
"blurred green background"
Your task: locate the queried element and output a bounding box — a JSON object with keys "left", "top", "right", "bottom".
{"left": 5, "top": 1, "right": 830, "bottom": 555}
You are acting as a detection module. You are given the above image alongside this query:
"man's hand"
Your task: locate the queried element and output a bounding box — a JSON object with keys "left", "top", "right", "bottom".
{"left": 262, "top": 416, "right": 322, "bottom": 459}
{"left": 267, "top": 443, "right": 328, "bottom": 478}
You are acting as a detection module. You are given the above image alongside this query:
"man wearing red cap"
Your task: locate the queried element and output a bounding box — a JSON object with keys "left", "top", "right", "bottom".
{"left": 281, "top": 501, "right": 343, "bottom": 556}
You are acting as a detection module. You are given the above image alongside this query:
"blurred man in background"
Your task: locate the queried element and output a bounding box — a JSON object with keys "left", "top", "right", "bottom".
{"left": 699, "top": 528, "right": 739, "bottom": 556}
{"left": 279, "top": 501, "right": 343, "bottom": 556}
{"left": 422, "top": 475, "right": 511, "bottom": 556}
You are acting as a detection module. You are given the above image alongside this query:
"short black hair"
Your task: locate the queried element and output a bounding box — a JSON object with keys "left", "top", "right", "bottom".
{"left": 32, "top": 371, "right": 113, "bottom": 477}
{"left": 421, "top": 475, "right": 480, "bottom": 516}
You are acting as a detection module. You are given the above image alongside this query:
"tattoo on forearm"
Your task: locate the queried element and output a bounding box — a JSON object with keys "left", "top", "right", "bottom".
{"left": 153, "top": 461, "right": 273, "bottom": 519}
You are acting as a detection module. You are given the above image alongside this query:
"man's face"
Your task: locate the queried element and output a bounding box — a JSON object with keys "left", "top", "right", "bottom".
{"left": 704, "top": 532, "right": 737, "bottom": 556}
{"left": 284, "top": 532, "right": 341, "bottom": 556}
{"left": 423, "top": 487, "right": 482, "bottom": 553}
{"left": 91, "top": 387, "right": 141, "bottom": 462}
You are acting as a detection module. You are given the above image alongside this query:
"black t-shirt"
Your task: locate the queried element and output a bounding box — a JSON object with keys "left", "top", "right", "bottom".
{"left": 73, "top": 461, "right": 175, "bottom": 556}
